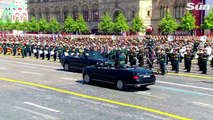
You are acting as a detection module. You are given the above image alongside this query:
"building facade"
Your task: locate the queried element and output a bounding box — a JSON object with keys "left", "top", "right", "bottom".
{"left": 27, "top": 0, "right": 206, "bottom": 35}
{"left": 27, "top": 0, "right": 152, "bottom": 33}
{"left": 1, "top": 0, "right": 28, "bottom": 23}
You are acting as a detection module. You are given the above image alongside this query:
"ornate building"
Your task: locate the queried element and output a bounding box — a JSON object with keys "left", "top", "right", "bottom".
{"left": 27, "top": 0, "right": 205, "bottom": 35}
{"left": 152, "top": 0, "right": 205, "bottom": 35}
{"left": 27, "top": 0, "right": 152, "bottom": 33}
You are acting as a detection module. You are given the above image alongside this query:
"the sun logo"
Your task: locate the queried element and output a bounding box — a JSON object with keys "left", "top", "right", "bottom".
{"left": 186, "top": 2, "right": 212, "bottom": 10}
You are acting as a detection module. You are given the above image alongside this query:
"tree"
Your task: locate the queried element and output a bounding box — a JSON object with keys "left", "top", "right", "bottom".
{"left": 98, "top": 13, "right": 114, "bottom": 33}
{"left": 48, "top": 17, "right": 61, "bottom": 33}
{"left": 159, "top": 12, "right": 178, "bottom": 34}
{"left": 0, "top": 19, "right": 3, "bottom": 31}
{"left": 113, "top": 12, "right": 129, "bottom": 33}
{"left": 76, "top": 14, "right": 89, "bottom": 33}
{"left": 3, "top": 17, "right": 13, "bottom": 31}
{"left": 12, "top": 19, "right": 21, "bottom": 30}
{"left": 20, "top": 20, "right": 29, "bottom": 31}
{"left": 180, "top": 11, "right": 197, "bottom": 34}
{"left": 38, "top": 18, "right": 49, "bottom": 33}
{"left": 131, "top": 15, "right": 145, "bottom": 32}
{"left": 28, "top": 17, "right": 40, "bottom": 32}
{"left": 63, "top": 15, "right": 77, "bottom": 33}
{"left": 203, "top": 9, "right": 213, "bottom": 30}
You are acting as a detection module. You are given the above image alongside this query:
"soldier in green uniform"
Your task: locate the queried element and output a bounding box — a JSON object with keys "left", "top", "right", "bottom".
{"left": 21, "top": 43, "right": 27, "bottom": 58}
{"left": 201, "top": 49, "right": 209, "bottom": 74}
{"left": 184, "top": 49, "right": 193, "bottom": 72}
{"left": 158, "top": 49, "right": 166, "bottom": 75}
{"left": 12, "top": 43, "right": 17, "bottom": 56}
{"left": 3, "top": 42, "right": 7, "bottom": 55}
{"left": 137, "top": 47, "right": 144, "bottom": 67}
{"left": 26, "top": 42, "right": 32, "bottom": 57}
{"left": 118, "top": 51, "right": 126, "bottom": 68}
{"left": 129, "top": 48, "right": 137, "bottom": 66}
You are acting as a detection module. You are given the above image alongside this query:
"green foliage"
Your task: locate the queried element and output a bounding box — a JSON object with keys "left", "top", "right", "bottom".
{"left": 38, "top": 18, "right": 49, "bottom": 33}
{"left": 131, "top": 15, "right": 145, "bottom": 32}
{"left": 159, "top": 12, "right": 178, "bottom": 34}
{"left": 29, "top": 17, "right": 40, "bottom": 32}
{"left": 20, "top": 20, "right": 29, "bottom": 31}
{"left": 98, "top": 13, "right": 114, "bottom": 33}
{"left": 113, "top": 12, "right": 129, "bottom": 32}
{"left": 12, "top": 19, "right": 21, "bottom": 30}
{"left": 3, "top": 18, "right": 13, "bottom": 31}
{"left": 203, "top": 9, "right": 213, "bottom": 30}
{"left": 48, "top": 17, "right": 61, "bottom": 33}
{"left": 0, "top": 19, "right": 3, "bottom": 30}
{"left": 76, "top": 15, "right": 89, "bottom": 33}
{"left": 63, "top": 15, "right": 77, "bottom": 33}
{"left": 180, "top": 11, "right": 197, "bottom": 31}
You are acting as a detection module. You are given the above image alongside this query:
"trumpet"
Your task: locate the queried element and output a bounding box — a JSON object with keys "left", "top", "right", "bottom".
{"left": 6, "top": 47, "right": 12, "bottom": 55}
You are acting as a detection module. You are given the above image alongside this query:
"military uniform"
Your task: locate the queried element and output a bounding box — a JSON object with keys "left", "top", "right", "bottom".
{"left": 184, "top": 51, "right": 193, "bottom": 72}
{"left": 158, "top": 50, "right": 166, "bottom": 75}
{"left": 129, "top": 49, "right": 137, "bottom": 66}
{"left": 201, "top": 51, "right": 209, "bottom": 74}
{"left": 137, "top": 48, "right": 144, "bottom": 67}
{"left": 173, "top": 51, "right": 180, "bottom": 73}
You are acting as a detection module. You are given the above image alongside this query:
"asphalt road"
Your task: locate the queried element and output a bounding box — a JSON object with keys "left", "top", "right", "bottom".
{"left": 0, "top": 56, "right": 213, "bottom": 120}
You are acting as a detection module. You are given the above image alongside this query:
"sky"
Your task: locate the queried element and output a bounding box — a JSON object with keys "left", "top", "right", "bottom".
{"left": 205, "top": 0, "right": 213, "bottom": 16}
{"left": 0, "top": 0, "right": 14, "bottom": 8}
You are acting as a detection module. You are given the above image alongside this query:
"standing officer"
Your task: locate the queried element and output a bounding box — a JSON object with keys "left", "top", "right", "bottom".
{"left": 12, "top": 43, "right": 17, "bottom": 56}
{"left": 129, "top": 48, "right": 137, "bottom": 66}
{"left": 201, "top": 49, "right": 209, "bottom": 74}
{"left": 137, "top": 47, "right": 144, "bottom": 67}
{"left": 197, "top": 48, "right": 203, "bottom": 71}
{"left": 184, "top": 49, "right": 193, "bottom": 72}
{"left": 158, "top": 49, "right": 166, "bottom": 75}
{"left": 173, "top": 50, "right": 180, "bottom": 73}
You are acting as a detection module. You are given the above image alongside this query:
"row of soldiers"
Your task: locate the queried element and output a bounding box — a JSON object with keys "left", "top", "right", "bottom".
{"left": 0, "top": 36, "right": 212, "bottom": 75}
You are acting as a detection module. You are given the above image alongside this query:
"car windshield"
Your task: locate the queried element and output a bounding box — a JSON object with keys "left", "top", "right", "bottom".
{"left": 86, "top": 51, "right": 104, "bottom": 59}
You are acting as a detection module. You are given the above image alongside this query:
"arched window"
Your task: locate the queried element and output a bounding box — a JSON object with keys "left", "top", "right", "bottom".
{"left": 29, "top": 8, "right": 35, "bottom": 20}
{"left": 63, "top": 6, "right": 69, "bottom": 21}
{"left": 72, "top": 5, "right": 78, "bottom": 20}
{"left": 54, "top": 6, "right": 60, "bottom": 22}
{"left": 82, "top": 5, "right": 89, "bottom": 21}
{"left": 44, "top": 7, "right": 50, "bottom": 21}
{"left": 37, "top": 8, "right": 42, "bottom": 20}
{"left": 92, "top": 4, "right": 99, "bottom": 21}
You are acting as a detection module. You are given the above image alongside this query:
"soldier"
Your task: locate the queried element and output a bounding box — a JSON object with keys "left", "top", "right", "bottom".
{"left": 184, "top": 49, "right": 193, "bottom": 72}
{"left": 117, "top": 51, "right": 126, "bottom": 68}
{"left": 158, "top": 49, "right": 166, "bottom": 75}
{"left": 173, "top": 50, "right": 180, "bottom": 73}
{"left": 197, "top": 48, "right": 203, "bottom": 71}
{"left": 12, "top": 43, "right": 17, "bottom": 56}
{"left": 137, "top": 47, "right": 144, "bottom": 67}
{"left": 201, "top": 49, "right": 209, "bottom": 74}
{"left": 21, "top": 43, "right": 27, "bottom": 58}
{"left": 129, "top": 48, "right": 137, "bottom": 66}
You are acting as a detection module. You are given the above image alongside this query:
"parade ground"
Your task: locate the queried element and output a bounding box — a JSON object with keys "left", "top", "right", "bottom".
{"left": 0, "top": 55, "right": 212, "bottom": 120}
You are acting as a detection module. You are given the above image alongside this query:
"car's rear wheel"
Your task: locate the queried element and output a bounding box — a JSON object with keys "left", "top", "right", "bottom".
{"left": 64, "top": 63, "right": 70, "bottom": 71}
{"left": 83, "top": 74, "right": 91, "bottom": 84}
{"left": 116, "top": 80, "right": 126, "bottom": 90}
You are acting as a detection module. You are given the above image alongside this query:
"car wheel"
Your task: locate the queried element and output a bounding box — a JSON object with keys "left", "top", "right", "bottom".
{"left": 116, "top": 80, "right": 126, "bottom": 90}
{"left": 83, "top": 74, "right": 91, "bottom": 84}
{"left": 64, "top": 63, "right": 70, "bottom": 71}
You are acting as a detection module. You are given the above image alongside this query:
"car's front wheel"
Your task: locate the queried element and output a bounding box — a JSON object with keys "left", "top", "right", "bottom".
{"left": 83, "top": 74, "right": 91, "bottom": 84}
{"left": 64, "top": 63, "right": 70, "bottom": 71}
{"left": 116, "top": 80, "right": 126, "bottom": 90}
